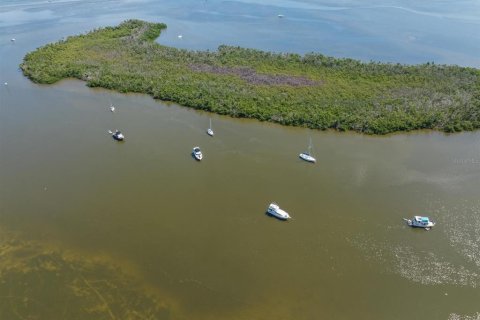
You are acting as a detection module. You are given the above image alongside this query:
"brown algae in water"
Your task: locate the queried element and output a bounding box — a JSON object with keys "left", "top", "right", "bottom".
{"left": 0, "top": 230, "right": 173, "bottom": 319}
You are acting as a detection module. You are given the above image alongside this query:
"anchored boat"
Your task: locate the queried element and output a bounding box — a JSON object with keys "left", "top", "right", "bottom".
{"left": 404, "top": 216, "right": 435, "bottom": 230}
{"left": 109, "top": 129, "right": 124, "bottom": 141}
{"left": 299, "top": 152, "right": 316, "bottom": 163}
{"left": 267, "top": 202, "right": 291, "bottom": 220}
{"left": 299, "top": 137, "right": 316, "bottom": 163}
{"left": 192, "top": 146, "right": 203, "bottom": 161}
{"left": 207, "top": 118, "right": 214, "bottom": 136}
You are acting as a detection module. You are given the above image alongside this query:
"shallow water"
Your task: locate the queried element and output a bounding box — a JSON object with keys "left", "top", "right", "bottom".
{"left": 1, "top": 0, "right": 480, "bottom": 319}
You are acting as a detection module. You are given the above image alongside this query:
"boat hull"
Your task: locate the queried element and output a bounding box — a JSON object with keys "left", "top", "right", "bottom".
{"left": 299, "top": 153, "right": 316, "bottom": 163}
{"left": 113, "top": 134, "right": 124, "bottom": 141}
{"left": 192, "top": 147, "right": 203, "bottom": 160}
{"left": 267, "top": 203, "right": 290, "bottom": 220}
{"left": 405, "top": 216, "right": 435, "bottom": 229}
{"left": 267, "top": 211, "right": 289, "bottom": 220}
{"left": 406, "top": 220, "right": 435, "bottom": 228}
{"left": 207, "top": 129, "right": 214, "bottom": 136}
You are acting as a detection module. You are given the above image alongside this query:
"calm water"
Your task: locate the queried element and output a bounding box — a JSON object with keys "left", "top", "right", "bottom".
{"left": 1, "top": 0, "right": 480, "bottom": 319}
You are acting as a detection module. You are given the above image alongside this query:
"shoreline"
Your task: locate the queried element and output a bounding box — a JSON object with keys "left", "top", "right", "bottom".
{"left": 20, "top": 19, "right": 480, "bottom": 135}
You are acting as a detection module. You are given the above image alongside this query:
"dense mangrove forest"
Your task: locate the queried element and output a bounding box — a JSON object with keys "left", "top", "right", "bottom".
{"left": 21, "top": 19, "right": 480, "bottom": 134}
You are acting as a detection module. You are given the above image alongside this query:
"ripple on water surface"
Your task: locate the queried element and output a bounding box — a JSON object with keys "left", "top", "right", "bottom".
{"left": 350, "top": 198, "right": 480, "bottom": 289}
{"left": 441, "top": 201, "right": 480, "bottom": 269}
{"left": 448, "top": 312, "right": 480, "bottom": 320}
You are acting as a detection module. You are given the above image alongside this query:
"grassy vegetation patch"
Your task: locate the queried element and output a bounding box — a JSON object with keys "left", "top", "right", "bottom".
{"left": 21, "top": 19, "right": 480, "bottom": 134}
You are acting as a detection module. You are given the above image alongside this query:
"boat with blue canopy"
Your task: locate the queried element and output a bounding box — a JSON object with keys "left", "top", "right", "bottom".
{"left": 404, "top": 216, "right": 435, "bottom": 230}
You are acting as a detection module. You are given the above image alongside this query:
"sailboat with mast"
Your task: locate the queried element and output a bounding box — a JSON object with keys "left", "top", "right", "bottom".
{"left": 207, "top": 118, "right": 214, "bottom": 136}
{"left": 299, "top": 137, "right": 316, "bottom": 163}
{"left": 108, "top": 97, "right": 115, "bottom": 112}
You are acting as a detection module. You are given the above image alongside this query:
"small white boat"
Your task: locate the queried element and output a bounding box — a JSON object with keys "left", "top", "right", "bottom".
{"left": 404, "top": 216, "right": 435, "bottom": 230}
{"left": 267, "top": 202, "right": 291, "bottom": 220}
{"left": 299, "top": 137, "right": 316, "bottom": 163}
{"left": 207, "top": 118, "right": 214, "bottom": 136}
{"left": 178, "top": 34, "right": 183, "bottom": 39}
{"left": 299, "top": 152, "right": 316, "bottom": 163}
{"left": 109, "top": 129, "right": 124, "bottom": 141}
{"left": 192, "top": 146, "right": 203, "bottom": 161}
{"left": 109, "top": 104, "right": 115, "bottom": 112}
{"left": 10, "top": 38, "right": 15, "bottom": 42}
{"left": 277, "top": 14, "right": 284, "bottom": 18}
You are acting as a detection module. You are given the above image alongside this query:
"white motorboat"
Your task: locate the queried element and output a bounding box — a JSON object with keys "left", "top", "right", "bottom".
{"left": 109, "top": 104, "right": 115, "bottom": 112}
{"left": 192, "top": 146, "right": 203, "bottom": 160}
{"left": 207, "top": 118, "right": 214, "bottom": 136}
{"left": 109, "top": 129, "right": 124, "bottom": 141}
{"left": 404, "top": 216, "right": 435, "bottom": 230}
{"left": 299, "top": 137, "right": 316, "bottom": 163}
{"left": 267, "top": 202, "right": 291, "bottom": 220}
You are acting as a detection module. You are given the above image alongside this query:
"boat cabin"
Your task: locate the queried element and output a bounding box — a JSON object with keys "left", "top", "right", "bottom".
{"left": 414, "top": 216, "right": 430, "bottom": 225}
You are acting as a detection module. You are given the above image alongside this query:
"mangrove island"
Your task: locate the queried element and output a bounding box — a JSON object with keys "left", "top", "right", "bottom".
{"left": 21, "top": 19, "right": 480, "bottom": 134}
